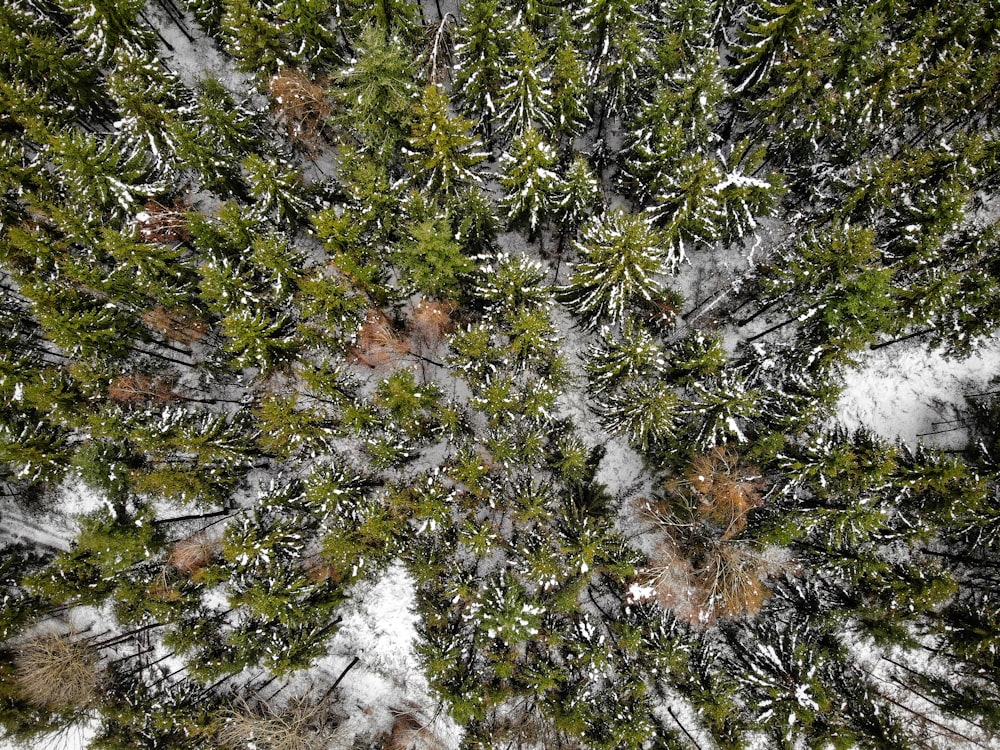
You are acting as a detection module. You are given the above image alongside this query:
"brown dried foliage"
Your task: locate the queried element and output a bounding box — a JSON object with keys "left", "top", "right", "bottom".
{"left": 136, "top": 199, "right": 191, "bottom": 243}
{"left": 168, "top": 533, "right": 220, "bottom": 577}
{"left": 301, "top": 554, "right": 346, "bottom": 585}
{"left": 269, "top": 70, "right": 331, "bottom": 149}
{"left": 15, "top": 632, "right": 101, "bottom": 709}
{"left": 108, "top": 373, "right": 179, "bottom": 406}
{"left": 142, "top": 305, "right": 209, "bottom": 344}
{"left": 683, "top": 446, "right": 764, "bottom": 539}
{"left": 408, "top": 298, "right": 456, "bottom": 348}
{"left": 385, "top": 705, "right": 449, "bottom": 750}
{"left": 351, "top": 309, "right": 410, "bottom": 368}
{"left": 638, "top": 448, "right": 773, "bottom": 624}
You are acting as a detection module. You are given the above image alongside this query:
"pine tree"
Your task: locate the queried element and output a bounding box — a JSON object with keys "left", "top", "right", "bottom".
{"left": 19, "top": 278, "right": 135, "bottom": 362}
{"left": 558, "top": 210, "right": 674, "bottom": 330}
{"left": 546, "top": 15, "right": 590, "bottom": 143}
{"left": 495, "top": 27, "right": 553, "bottom": 142}
{"left": 499, "top": 128, "right": 560, "bottom": 239}
{"left": 106, "top": 48, "right": 192, "bottom": 172}
{"left": 575, "top": 0, "right": 650, "bottom": 127}
{"left": 722, "top": 614, "right": 841, "bottom": 747}
{"left": 473, "top": 252, "right": 551, "bottom": 318}
{"left": 44, "top": 130, "right": 164, "bottom": 223}
{"left": 729, "top": 0, "right": 828, "bottom": 95}
{"left": 218, "top": 0, "right": 286, "bottom": 75}
{"left": 597, "top": 378, "right": 679, "bottom": 452}
{"left": 395, "top": 217, "right": 473, "bottom": 300}
{"left": 241, "top": 154, "right": 314, "bottom": 227}
{"left": 453, "top": 0, "right": 512, "bottom": 147}
{"left": 0, "top": 3, "right": 106, "bottom": 121}
{"left": 62, "top": 0, "right": 154, "bottom": 66}
{"left": 348, "top": 0, "right": 421, "bottom": 43}
{"left": 404, "top": 84, "right": 487, "bottom": 200}
{"left": 585, "top": 318, "right": 665, "bottom": 396}
{"left": 552, "top": 155, "right": 601, "bottom": 243}
{"left": 332, "top": 24, "right": 417, "bottom": 165}
{"left": 220, "top": 306, "right": 299, "bottom": 373}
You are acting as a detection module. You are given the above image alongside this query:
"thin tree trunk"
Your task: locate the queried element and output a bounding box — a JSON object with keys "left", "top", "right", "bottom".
{"left": 869, "top": 327, "right": 933, "bottom": 351}
{"left": 139, "top": 11, "right": 176, "bottom": 51}
{"left": 153, "top": 508, "right": 230, "bottom": 526}
{"left": 744, "top": 313, "right": 797, "bottom": 343}
{"left": 153, "top": 0, "right": 196, "bottom": 43}
{"left": 736, "top": 296, "right": 783, "bottom": 327}
{"left": 667, "top": 705, "right": 703, "bottom": 750}
{"left": 89, "top": 621, "right": 168, "bottom": 649}
{"left": 321, "top": 655, "right": 360, "bottom": 701}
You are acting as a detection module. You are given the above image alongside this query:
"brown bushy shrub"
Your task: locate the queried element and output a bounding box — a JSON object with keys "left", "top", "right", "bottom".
{"left": 108, "top": 373, "right": 179, "bottom": 406}
{"left": 219, "top": 698, "right": 338, "bottom": 750}
{"left": 168, "top": 533, "right": 220, "bottom": 577}
{"left": 135, "top": 199, "right": 191, "bottom": 243}
{"left": 683, "top": 446, "right": 764, "bottom": 539}
{"left": 351, "top": 309, "right": 410, "bottom": 368}
{"left": 637, "top": 448, "right": 774, "bottom": 624}
{"left": 408, "top": 299, "right": 456, "bottom": 348}
{"left": 269, "top": 70, "right": 331, "bottom": 148}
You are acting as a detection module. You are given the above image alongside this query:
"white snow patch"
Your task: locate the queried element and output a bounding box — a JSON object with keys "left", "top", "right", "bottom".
{"left": 57, "top": 475, "right": 109, "bottom": 519}
{"left": 0, "top": 719, "right": 101, "bottom": 750}
{"left": 837, "top": 334, "right": 1000, "bottom": 447}
{"left": 319, "top": 562, "right": 463, "bottom": 747}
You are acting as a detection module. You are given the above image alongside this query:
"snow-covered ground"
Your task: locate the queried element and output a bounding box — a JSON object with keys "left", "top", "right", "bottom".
{"left": 837, "top": 334, "right": 1000, "bottom": 448}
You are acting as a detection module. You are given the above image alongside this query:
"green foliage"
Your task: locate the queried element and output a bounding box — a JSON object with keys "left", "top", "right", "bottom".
{"left": 395, "top": 217, "right": 473, "bottom": 300}
{"left": 558, "top": 210, "right": 674, "bottom": 329}
{"left": 405, "top": 84, "right": 486, "bottom": 199}
{"left": 332, "top": 25, "right": 417, "bottom": 163}
{"left": 499, "top": 128, "right": 560, "bottom": 237}
{"left": 26, "top": 507, "right": 162, "bottom": 607}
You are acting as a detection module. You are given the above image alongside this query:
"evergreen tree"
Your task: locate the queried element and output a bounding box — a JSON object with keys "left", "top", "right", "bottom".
{"left": 575, "top": 0, "right": 650, "bottom": 126}
{"left": 404, "top": 84, "right": 487, "bottom": 200}
{"left": 44, "top": 130, "right": 164, "bottom": 222}
{"left": 242, "top": 154, "right": 314, "bottom": 227}
{"left": 729, "top": 0, "right": 828, "bottom": 95}
{"left": 499, "top": 128, "right": 560, "bottom": 239}
{"left": 395, "top": 217, "right": 473, "bottom": 300}
{"left": 218, "top": 0, "right": 286, "bottom": 75}
{"left": 558, "top": 210, "right": 674, "bottom": 330}
{"left": 546, "top": 15, "right": 590, "bottom": 143}
{"left": 453, "top": 0, "right": 512, "bottom": 146}
{"left": 332, "top": 24, "right": 417, "bottom": 165}
{"left": 61, "top": 0, "right": 153, "bottom": 66}
{"left": 495, "top": 27, "right": 553, "bottom": 142}
{"left": 552, "top": 155, "right": 601, "bottom": 243}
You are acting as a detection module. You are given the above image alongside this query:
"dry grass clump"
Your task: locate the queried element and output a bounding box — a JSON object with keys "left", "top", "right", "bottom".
{"left": 351, "top": 309, "right": 411, "bottom": 368}
{"left": 219, "top": 697, "right": 337, "bottom": 750}
{"left": 142, "top": 305, "right": 209, "bottom": 344}
{"left": 408, "top": 299, "right": 456, "bottom": 348}
{"left": 108, "top": 373, "right": 179, "bottom": 406}
{"left": 136, "top": 198, "right": 191, "bottom": 243}
{"left": 301, "top": 554, "right": 346, "bottom": 585}
{"left": 15, "top": 632, "right": 101, "bottom": 709}
{"left": 168, "top": 533, "right": 220, "bottom": 577}
{"left": 269, "top": 70, "right": 331, "bottom": 148}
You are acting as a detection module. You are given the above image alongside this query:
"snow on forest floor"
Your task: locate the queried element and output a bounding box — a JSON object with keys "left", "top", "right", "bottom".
{"left": 837, "top": 334, "right": 1000, "bottom": 448}
{"left": 0, "top": 476, "right": 107, "bottom": 552}
{"left": 299, "top": 562, "right": 463, "bottom": 747}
